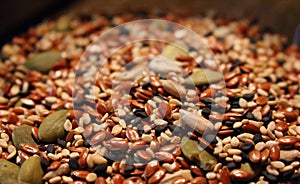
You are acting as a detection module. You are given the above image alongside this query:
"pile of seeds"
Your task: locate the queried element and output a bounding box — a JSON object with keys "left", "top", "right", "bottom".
{"left": 0, "top": 12, "right": 300, "bottom": 184}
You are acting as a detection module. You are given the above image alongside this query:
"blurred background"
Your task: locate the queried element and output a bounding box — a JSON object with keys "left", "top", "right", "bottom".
{"left": 1, "top": 0, "right": 300, "bottom": 47}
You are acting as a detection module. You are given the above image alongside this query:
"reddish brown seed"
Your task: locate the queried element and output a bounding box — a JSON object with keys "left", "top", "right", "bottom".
{"left": 159, "top": 144, "right": 178, "bottom": 153}
{"left": 78, "top": 148, "right": 88, "bottom": 167}
{"left": 159, "top": 100, "right": 171, "bottom": 119}
{"left": 224, "top": 68, "right": 240, "bottom": 81}
{"left": 275, "top": 122, "right": 288, "bottom": 132}
{"left": 172, "top": 147, "right": 182, "bottom": 157}
{"left": 126, "top": 129, "right": 139, "bottom": 142}
{"left": 261, "top": 105, "right": 271, "bottom": 116}
{"left": 83, "top": 123, "right": 94, "bottom": 138}
{"left": 136, "top": 150, "right": 152, "bottom": 162}
{"left": 172, "top": 177, "right": 188, "bottom": 184}
{"left": 190, "top": 165, "right": 204, "bottom": 176}
{"left": 130, "top": 140, "right": 147, "bottom": 150}
{"left": 134, "top": 92, "right": 150, "bottom": 101}
{"left": 227, "top": 76, "right": 239, "bottom": 87}
{"left": 144, "top": 160, "right": 159, "bottom": 178}
{"left": 261, "top": 148, "right": 270, "bottom": 162}
{"left": 278, "top": 136, "right": 298, "bottom": 146}
{"left": 248, "top": 149, "right": 261, "bottom": 163}
{"left": 198, "top": 137, "right": 213, "bottom": 151}
{"left": 131, "top": 100, "right": 144, "bottom": 109}
{"left": 191, "top": 177, "right": 207, "bottom": 184}
{"left": 112, "top": 174, "right": 124, "bottom": 184}
{"left": 284, "top": 109, "right": 299, "bottom": 122}
{"left": 220, "top": 166, "right": 231, "bottom": 184}
{"left": 66, "top": 130, "right": 76, "bottom": 142}
{"left": 269, "top": 145, "right": 280, "bottom": 161}
{"left": 19, "top": 144, "right": 39, "bottom": 154}
{"left": 258, "top": 82, "right": 271, "bottom": 91}
{"left": 136, "top": 88, "right": 154, "bottom": 97}
{"left": 90, "top": 130, "right": 106, "bottom": 145}
{"left": 48, "top": 161, "right": 61, "bottom": 170}
{"left": 31, "top": 127, "right": 39, "bottom": 140}
{"left": 155, "top": 152, "right": 174, "bottom": 163}
{"left": 145, "top": 103, "right": 152, "bottom": 116}
{"left": 200, "top": 88, "right": 214, "bottom": 98}
{"left": 104, "top": 138, "right": 128, "bottom": 151}
{"left": 71, "top": 170, "right": 90, "bottom": 179}
{"left": 242, "top": 124, "right": 260, "bottom": 133}
{"left": 256, "top": 96, "right": 268, "bottom": 106}
{"left": 148, "top": 168, "right": 166, "bottom": 184}
{"left": 240, "top": 74, "right": 249, "bottom": 85}
{"left": 208, "top": 179, "right": 218, "bottom": 184}
{"left": 217, "top": 129, "right": 234, "bottom": 135}
{"left": 230, "top": 169, "right": 252, "bottom": 179}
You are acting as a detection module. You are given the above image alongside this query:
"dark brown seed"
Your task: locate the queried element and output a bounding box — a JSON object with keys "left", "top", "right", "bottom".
{"left": 90, "top": 130, "right": 106, "bottom": 145}
{"left": 144, "top": 160, "right": 159, "bottom": 179}
{"left": 227, "top": 76, "right": 239, "bottom": 87}
{"left": 284, "top": 109, "right": 299, "bottom": 122}
{"left": 242, "top": 124, "right": 260, "bottom": 133}
{"left": 220, "top": 166, "right": 231, "bottom": 184}
{"left": 248, "top": 149, "right": 261, "bottom": 163}
{"left": 130, "top": 140, "right": 148, "bottom": 150}
{"left": 208, "top": 179, "right": 219, "bottom": 184}
{"left": 148, "top": 168, "right": 166, "bottom": 184}
{"left": 104, "top": 138, "right": 128, "bottom": 151}
{"left": 155, "top": 152, "right": 174, "bottom": 163}
{"left": 270, "top": 145, "right": 280, "bottom": 161}
{"left": 136, "top": 150, "right": 152, "bottom": 162}
{"left": 145, "top": 103, "right": 152, "bottom": 116}
{"left": 159, "top": 100, "right": 171, "bottom": 119}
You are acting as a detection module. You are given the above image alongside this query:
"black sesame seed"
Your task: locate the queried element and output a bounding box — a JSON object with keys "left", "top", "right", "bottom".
{"left": 46, "top": 144, "right": 55, "bottom": 154}
{"left": 223, "top": 120, "right": 234, "bottom": 127}
{"left": 69, "top": 157, "right": 79, "bottom": 170}
{"left": 124, "top": 114, "right": 134, "bottom": 124}
{"left": 253, "top": 133, "right": 263, "bottom": 144}
{"left": 242, "top": 93, "right": 254, "bottom": 101}
{"left": 201, "top": 108, "right": 211, "bottom": 118}
{"left": 40, "top": 157, "right": 49, "bottom": 172}
{"left": 124, "top": 164, "right": 135, "bottom": 173}
{"left": 155, "top": 125, "right": 168, "bottom": 136}
{"left": 244, "top": 111, "right": 254, "bottom": 120}
{"left": 133, "top": 109, "right": 148, "bottom": 118}
{"left": 240, "top": 143, "right": 254, "bottom": 152}
{"left": 281, "top": 169, "right": 295, "bottom": 180}
{"left": 94, "top": 163, "right": 108, "bottom": 176}
{"left": 264, "top": 172, "right": 278, "bottom": 182}
{"left": 57, "top": 138, "right": 66, "bottom": 147}
{"left": 290, "top": 173, "right": 300, "bottom": 180}
{"left": 227, "top": 162, "right": 239, "bottom": 170}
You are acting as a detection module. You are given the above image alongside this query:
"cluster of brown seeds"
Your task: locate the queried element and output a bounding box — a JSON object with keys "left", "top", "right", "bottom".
{"left": 0, "top": 12, "right": 300, "bottom": 184}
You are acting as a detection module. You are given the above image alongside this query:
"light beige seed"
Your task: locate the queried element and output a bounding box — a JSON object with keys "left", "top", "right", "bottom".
{"left": 62, "top": 176, "right": 73, "bottom": 183}
{"left": 111, "top": 125, "right": 122, "bottom": 136}
{"left": 233, "top": 122, "right": 242, "bottom": 129}
{"left": 247, "top": 101, "right": 257, "bottom": 108}
{"left": 49, "top": 176, "right": 61, "bottom": 183}
{"left": 239, "top": 98, "right": 248, "bottom": 108}
{"left": 0, "top": 139, "right": 8, "bottom": 148}
{"left": 227, "top": 149, "right": 242, "bottom": 155}
{"left": 233, "top": 155, "right": 242, "bottom": 162}
{"left": 142, "top": 134, "right": 153, "bottom": 142}
{"left": 253, "top": 109, "right": 262, "bottom": 120}
{"left": 255, "top": 142, "right": 266, "bottom": 152}
{"left": 86, "top": 173, "right": 97, "bottom": 182}
{"left": 230, "top": 137, "right": 240, "bottom": 147}
{"left": 64, "top": 119, "right": 72, "bottom": 132}
{"left": 219, "top": 153, "right": 228, "bottom": 158}
{"left": 223, "top": 144, "right": 232, "bottom": 152}
{"left": 1, "top": 133, "right": 9, "bottom": 142}
{"left": 260, "top": 126, "right": 268, "bottom": 135}
{"left": 266, "top": 165, "right": 279, "bottom": 176}
{"left": 225, "top": 157, "right": 234, "bottom": 162}
{"left": 206, "top": 172, "right": 216, "bottom": 180}
{"left": 61, "top": 149, "right": 70, "bottom": 157}
{"left": 222, "top": 136, "right": 231, "bottom": 144}
{"left": 267, "top": 121, "right": 276, "bottom": 131}
{"left": 70, "top": 152, "right": 80, "bottom": 158}
{"left": 271, "top": 161, "right": 285, "bottom": 169}
{"left": 213, "top": 163, "right": 222, "bottom": 173}
{"left": 279, "top": 165, "right": 293, "bottom": 172}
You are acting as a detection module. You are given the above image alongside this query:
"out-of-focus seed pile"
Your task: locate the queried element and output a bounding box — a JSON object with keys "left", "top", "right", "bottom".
{"left": 0, "top": 12, "right": 300, "bottom": 184}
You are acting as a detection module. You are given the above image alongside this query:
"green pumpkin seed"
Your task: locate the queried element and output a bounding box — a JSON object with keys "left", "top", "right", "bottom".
{"left": 185, "top": 68, "right": 223, "bottom": 86}
{"left": 181, "top": 137, "right": 217, "bottom": 170}
{"left": 24, "top": 50, "right": 61, "bottom": 73}
{"left": 161, "top": 43, "right": 189, "bottom": 60}
{"left": 12, "top": 124, "right": 37, "bottom": 149}
{"left": 0, "top": 159, "right": 20, "bottom": 183}
{"left": 18, "top": 156, "right": 43, "bottom": 184}
{"left": 38, "top": 109, "right": 69, "bottom": 143}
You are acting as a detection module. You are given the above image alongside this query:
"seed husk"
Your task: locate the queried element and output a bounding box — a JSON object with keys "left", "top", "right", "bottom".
{"left": 38, "top": 109, "right": 69, "bottom": 143}
{"left": 0, "top": 159, "right": 20, "bottom": 183}
{"left": 185, "top": 68, "right": 223, "bottom": 86}
{"left": 12, "top": 124, "right": 37, "bottom": 149}
{"left": 24, "top": 50, "right": 62, "bottom": 73}
{"left": 161, "top": 43, "right": 189, "bottom": 60}
{"left": 181, "top": 137, "right": 217, "bottom": 170}
{"left": 18, "top": 156, "right": 44, "bottom": 184}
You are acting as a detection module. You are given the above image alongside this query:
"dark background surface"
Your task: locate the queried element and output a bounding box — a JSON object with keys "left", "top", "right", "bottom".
{"left": 1, "top": 0, "right": 300, "bottom": 47}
